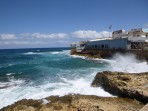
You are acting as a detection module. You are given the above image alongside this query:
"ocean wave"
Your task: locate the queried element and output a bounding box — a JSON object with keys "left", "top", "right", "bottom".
{"left": 70, "top": 53, "right": 148, "bottom": 73}
{"left": 50, "top": 52, "right": 60, "bottom": 54}
{"left": 0, "top": 78, "right": 25, "bottom": 89}
{"left": 50, "top": 50, "right": 70, "bottom": 56}
{"left": 6, "top": 73, "right": 15, "bottom": 76}
{"left": 0, "top": 71, "right": 112, "bottom": 109}
{"left": 70, "top": 55, "right": 86, "bottom": 59}
{"left": 107, "top": 53, "right": 148, "bottom": 73}
{"left": 23, "top": 52, "right": 43, "bottom": 55}
{"left": 70, "top": 55, "right": 109, "bottom": 64}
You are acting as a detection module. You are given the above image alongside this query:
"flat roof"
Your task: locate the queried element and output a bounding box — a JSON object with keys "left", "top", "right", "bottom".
{"left": 90, "top": 37, "right": 112, "bottom": 42}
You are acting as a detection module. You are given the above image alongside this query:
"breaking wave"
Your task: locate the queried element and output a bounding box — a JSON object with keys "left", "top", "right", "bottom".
{"left": 0, "top": 72, "right": 112, "bottom": 109}
{"left": 23, "top": 52, "right": 43, "bottom": 55}
{"left": 70, "top": 53, "right": 148, "bottom": 73}
{"left": 108, "top": 53, "right": 148, "bottom": 73}
{"left": 50, "top": 50, "right": 70, "bottom": 55}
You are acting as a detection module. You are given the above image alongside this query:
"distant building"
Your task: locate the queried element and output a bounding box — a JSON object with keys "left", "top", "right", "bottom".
{"left": 71, "top": 28, "right": 148, "bottom": 52}
{"left": 71, "top": 41, "right": 88, "bottom": 52}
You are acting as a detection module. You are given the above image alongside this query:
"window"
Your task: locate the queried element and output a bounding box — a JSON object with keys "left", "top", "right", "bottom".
{"left": 95, "top": 45, "right": 97, "bottom": 49}
{"left": 101, "top": 44, "right": 104, "bottom": 49}
{"left": 105, "top": 44, "right": 108, "bottom": 48}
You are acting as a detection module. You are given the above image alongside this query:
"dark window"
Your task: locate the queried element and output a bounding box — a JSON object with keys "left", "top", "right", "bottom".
{"left": 101, "top": 44, "right": 104, "bottom": 49}
{"left": 80, "top": 44, "right": 84, "bottom": 47}
{"left": 95, "top": 45, "right": 97, "bottom": 48}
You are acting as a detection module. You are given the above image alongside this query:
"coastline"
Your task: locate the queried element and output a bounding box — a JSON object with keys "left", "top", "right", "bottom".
{"left": 71, "top": 48, "right": 148, "bottom": 61}
{"left": 1, "top": 94, "right": 144, "bottom": 111}
{"left": 0, "top": 49, "right": 148, "bottom": 111}
{"left": 1, "top": 71, "right": 148, "bottom": 111}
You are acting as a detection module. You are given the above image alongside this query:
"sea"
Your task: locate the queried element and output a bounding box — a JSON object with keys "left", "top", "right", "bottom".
{"left": 0, "top": 47, "right": 148, "bottom": 109}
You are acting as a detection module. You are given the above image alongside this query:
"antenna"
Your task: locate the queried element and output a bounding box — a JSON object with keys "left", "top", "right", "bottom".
{"left": 109, "top": 25, "right": 112, "bottom": 37}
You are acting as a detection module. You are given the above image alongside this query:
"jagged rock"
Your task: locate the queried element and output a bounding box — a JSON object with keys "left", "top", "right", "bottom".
{"left": 1, "top": 99, "right": 42, "bottom": 111}
{"left": 91, "top": 71, "right": 148, "bottom": 103}
{"left": 12, "top": 105, "right": 35, "bottom": 111}
{"left": 1, "top": 94, "right": 144, "bottom": 111}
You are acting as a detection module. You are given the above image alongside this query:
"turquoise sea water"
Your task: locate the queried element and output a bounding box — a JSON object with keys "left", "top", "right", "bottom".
{"left": 0, "top": 48, "right": 148, "bottom": 108}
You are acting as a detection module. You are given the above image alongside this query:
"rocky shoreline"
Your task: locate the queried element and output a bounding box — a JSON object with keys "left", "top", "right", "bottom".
{"left": 0, "top": 94, "right": 144, "bottom": 111}
{"left": 1, "top": 71, "right": 148, "bottom": 111}
{"left": 91, "top": 71, "right": 148, "bottom": 104}
{"left": 71, "top": 48, "right": 148, "bottom": 61}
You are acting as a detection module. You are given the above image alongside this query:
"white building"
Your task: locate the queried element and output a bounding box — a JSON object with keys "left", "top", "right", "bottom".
{"left": 71, "top": 28, "right": 148, "bottom": 52}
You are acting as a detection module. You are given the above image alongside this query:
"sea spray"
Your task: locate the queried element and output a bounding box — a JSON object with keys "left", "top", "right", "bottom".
{"left": 108, "top": 53, "right": 148, "bottom": 73}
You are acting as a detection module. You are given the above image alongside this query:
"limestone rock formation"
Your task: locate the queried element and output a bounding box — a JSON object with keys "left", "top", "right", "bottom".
{"left": 1, "top": 94, "right": 144, "bottom": 111}
{"left": 91, "top": 71, "right": 148, "bottom": 103}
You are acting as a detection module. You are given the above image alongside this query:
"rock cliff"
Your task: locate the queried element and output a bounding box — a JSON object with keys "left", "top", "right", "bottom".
{"left": 91, "top": 71, "right": 148, "bottom": 103}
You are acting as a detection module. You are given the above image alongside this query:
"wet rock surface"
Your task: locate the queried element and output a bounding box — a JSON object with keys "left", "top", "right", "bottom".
{"left": 71, "top": 48, "right": 148, "bottom": 60}
{"left": 91, "top": 71, "right": 148, "bottom": 103}
{"left": 1, "top": 94, "right": 144, "bottom": 111}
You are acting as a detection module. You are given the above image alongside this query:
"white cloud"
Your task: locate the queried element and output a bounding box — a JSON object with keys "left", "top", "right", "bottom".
{"left": 144, "top": 23, "right": 148, "bottom": 28}
{"left": 0, "top": 34, "right": 16, "bottom": 40}
{"left": 72, "top": 30, "right": 111, "bottom": 38}
{"left": 0, "top": 33, "right": 68, "bottom": 40}
{"left": 31, "top": 33, "right": 67, "bottom": 39}
{"left": 0, "top": 41, "right": 46, "bottom": 45}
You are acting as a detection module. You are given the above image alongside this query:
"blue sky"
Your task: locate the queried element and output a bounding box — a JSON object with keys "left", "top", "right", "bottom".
{"left": 0, "top": 0, "right": 148, "bottom": 49}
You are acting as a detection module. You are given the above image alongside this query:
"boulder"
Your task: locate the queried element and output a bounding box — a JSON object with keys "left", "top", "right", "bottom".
{"left": 91, "top": 71, "right": 148, "bottom": 103}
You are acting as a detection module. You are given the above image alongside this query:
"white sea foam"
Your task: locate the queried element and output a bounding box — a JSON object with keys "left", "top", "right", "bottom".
{"left": 23, "top": 52, "right": 43, "bottom": 55}
{"left": 107, "top": 53, "right": 148, "bottom": 73}
{"left": 71, "top": 55, "right": 86, "bottom": 59}
{"left": 0, "top": 71, "right": 112, "bottom": 109}
{"left": 0, "top": 78, "right": 24, "bottom": 88}
{"left": 50, "top": 52, "right": 60, "bottom": 54}
{"left": 0, "top": 78, "right": 25, "bottom": 108}
{"left": 42, "top": 99, "right": 49, "bottom": 105}
{"left": 70, "top": 53, "right": 148, "bottom": 73}
{"left": 6, "top": 73, "right": 15, "bottom": 76}
{"left": 50, "top": 50, "right": 70, "bottom": 56}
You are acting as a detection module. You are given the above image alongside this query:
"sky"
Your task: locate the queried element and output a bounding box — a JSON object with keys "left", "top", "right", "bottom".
{"left": 0, "top": 0, "right": 148, "bottom": 49}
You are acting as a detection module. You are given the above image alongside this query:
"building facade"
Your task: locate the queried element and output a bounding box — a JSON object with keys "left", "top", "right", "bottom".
{"left": 71, "top": 28, "right": 148, "bottom": 52}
